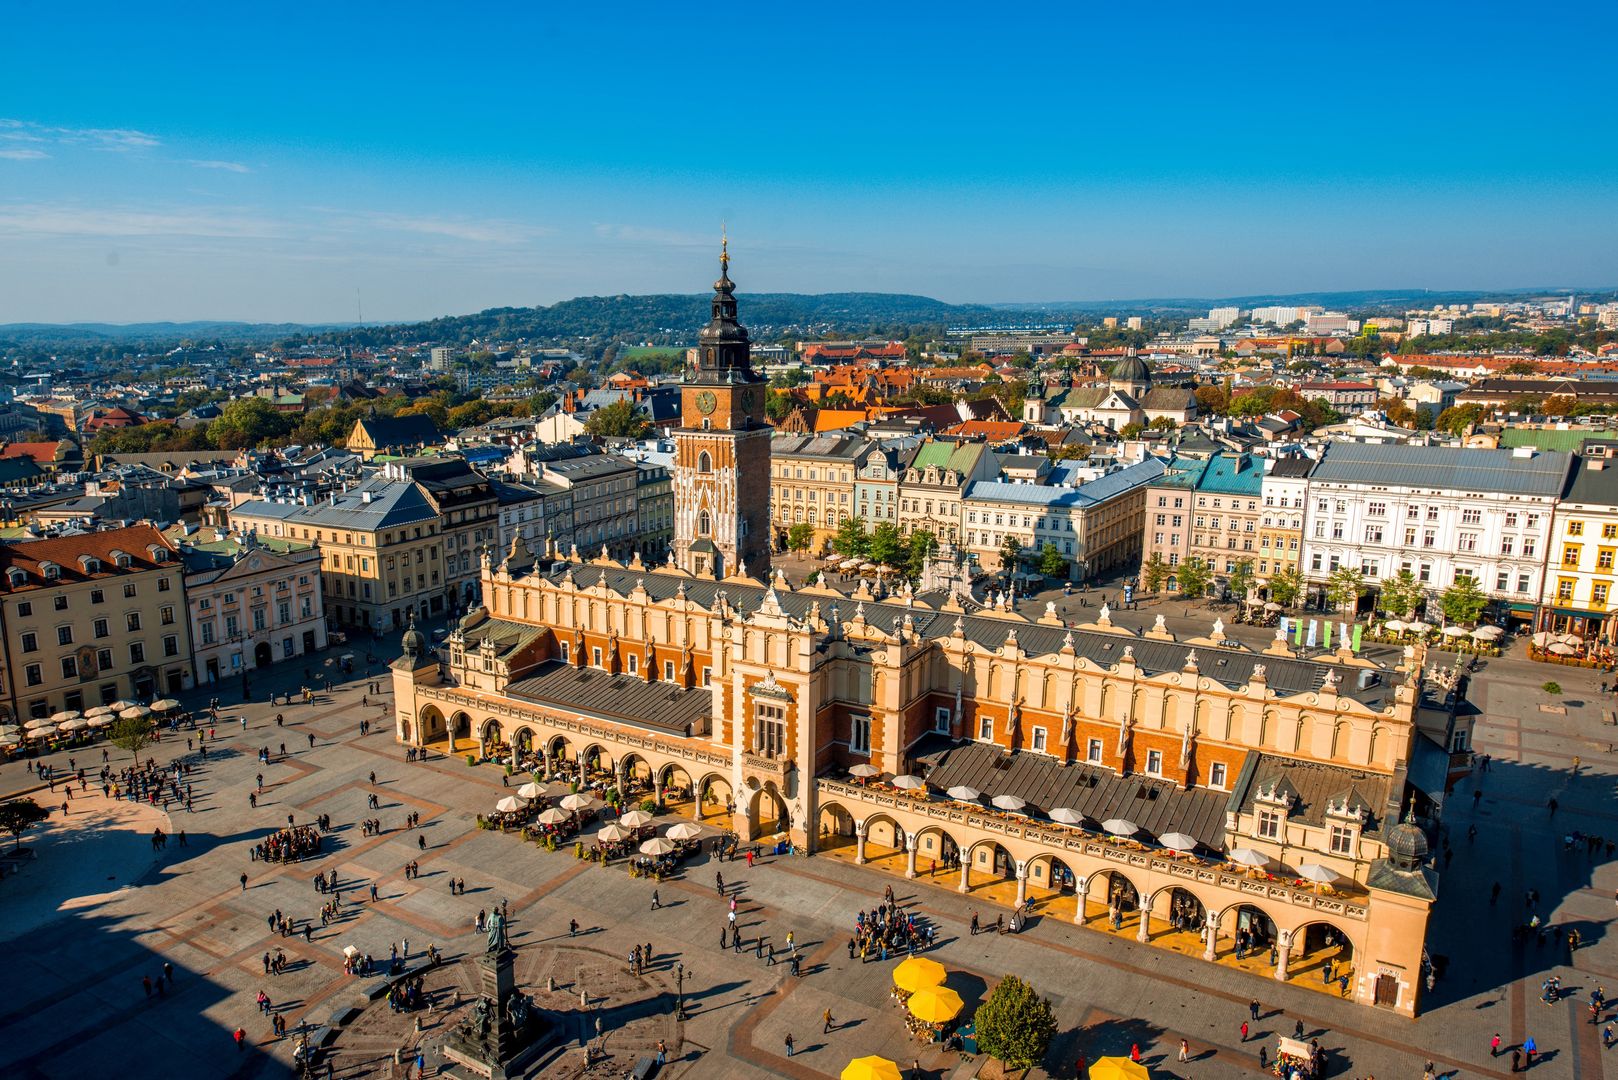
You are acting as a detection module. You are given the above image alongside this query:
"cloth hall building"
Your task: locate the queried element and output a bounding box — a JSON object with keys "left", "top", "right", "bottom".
{"left": 391, "top": 250, "right": 1455, "bottom": 1017}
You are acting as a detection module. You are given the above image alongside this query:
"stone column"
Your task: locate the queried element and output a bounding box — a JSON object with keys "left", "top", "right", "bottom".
{"left": 905, "top": 837, "right": 918, "bottom": 879}
{"left": 1274, "top": 930, "right": 1291, "bottom": 981}
{"left": 1074, "top": 877, "right": 1089, "bottom": 924}
{"left": 1136, "top": 892, "right": 1152, "bottom": 943}
{"left": 1014, "top": 861, "right": 1028, "bottom": 907}
{"left": 958, "top": 858, "right": 971, "bottom": 894}
{"left": 1204, "top": 911, "right": 1221, "bottom": 961}
{"left": 854, "top": 821, "right": 868, "bottom": 865}
{"left": 653, "top": 774, "right": 664, "bottom": 808}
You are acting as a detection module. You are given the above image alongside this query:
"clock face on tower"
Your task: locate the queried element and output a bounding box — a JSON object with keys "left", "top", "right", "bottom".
{"left": 695, "top": 391, "right": 717, "bottom": 415}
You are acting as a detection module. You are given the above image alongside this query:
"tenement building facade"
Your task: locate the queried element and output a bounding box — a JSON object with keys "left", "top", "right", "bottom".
{"left": 390, "top": 254, "right": 1454, "bottom": 1018}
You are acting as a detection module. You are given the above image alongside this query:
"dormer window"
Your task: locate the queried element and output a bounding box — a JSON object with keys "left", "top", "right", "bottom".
{"left": 80, "top": 556, "right": 101, "bottom": 574}
{"left": 109, "top": 549, "right": 131, "bottom": 567}
{"left": 40, "top": 562, "right": 60, "bottom": 581}
{"left": 148, "top": 546, "right": 168, "bottom": 563}
{"left": 6, "top": 568, "right": 25, "bottom": 587}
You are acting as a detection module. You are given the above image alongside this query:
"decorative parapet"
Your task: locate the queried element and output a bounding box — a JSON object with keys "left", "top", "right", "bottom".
{"left": 816, "top": 778, "right": 1368, "bottom": 921}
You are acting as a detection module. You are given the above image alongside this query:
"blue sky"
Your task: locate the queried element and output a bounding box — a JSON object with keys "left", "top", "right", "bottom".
{"left": 1, "top": 1, "right": 1614, "bottom": 323}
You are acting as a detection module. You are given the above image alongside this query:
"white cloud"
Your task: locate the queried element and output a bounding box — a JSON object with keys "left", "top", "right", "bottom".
{"left": 0, "top": 118, "right": 160, "bottom": 152}
{"left": 317, "top": 208, "right": 551, "bottom": 245}
{"left": 0, "top": 201, "right": 281, "bottom": 240}
{"left": 0, "top": 148, "right": 48, "bottom": 161}
{"left": 185, "top": 159, "right": 252, "bottom": 174}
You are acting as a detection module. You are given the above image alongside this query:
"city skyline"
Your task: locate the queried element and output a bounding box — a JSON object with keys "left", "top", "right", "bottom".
{"left": 1, "top": 1, "right": 1615, "bottom": 324}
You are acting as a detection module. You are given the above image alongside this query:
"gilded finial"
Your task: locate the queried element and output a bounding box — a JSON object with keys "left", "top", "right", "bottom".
{"left": 720, "top": 222, "right": 729, "bottom": 268}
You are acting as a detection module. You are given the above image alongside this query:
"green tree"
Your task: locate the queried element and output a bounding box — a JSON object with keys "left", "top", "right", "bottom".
{"left": 1141, "top": 552, "right": 1168, "bottom": 593}
{"left": 448, "top": 399, "right": 493, "bottom": 429}
{"left": 583, "top": 400, "right": 651, "bottom": 439}
{"left": 0, "top": 797, "right": 50, "bottom": 853}
{"left": 1119, "top": 422, "right": 1145, "bottom": 438}
{"left": 1038, "top": 542, "right": 1068, "bottom": 577}
{"left": 1226, "top": 559, "right": 1255, "bottom": 602}
{"left": 207, "top": 397, "right": 292, "bottom": 450}
{"left": 975, "top": 974, "right": 1058, "bottom": 1072}
{"left": 832, "top": 516, "right": 869, "bottom": 558}
{"left": 786, "top": 522, "right": 815, "bottom": 553}
{"left": 1438, "top": 575, "right": 1489, "bottom": 625}
{"left": 904, "top": 529, "right": 939, "bottom": 579}
{"left": 1175, "top": 557, "right": 1211, "bottom": 599}
{"left": 1377, "top": 569, "right": 1425, "bottom": 619}
{"left": 1434, "top": 403, "right": 1486, "bottom": 438}
{"left": 1267, "top": 566, "right": 1303, "bottom": 608}
{"left": 868, "top": 522, "right": 904, "bottom": 567}
{"left": 999, "top": 535, "right": 1024, "bottom": 574}
{"left": 1148, "top": 415, "right": 1178, "bottom": 431}
{"left": 1326, "top": 566, "right": 1367, "bottom": 614}
{"left": 764, "top": 392, "right": 794, "bottom": 423}
{"left": 107, "top": 715, "right": 154, "bottom": 764}
{"left": 1194, "top": 384, "right": 1230, "bottom": 415}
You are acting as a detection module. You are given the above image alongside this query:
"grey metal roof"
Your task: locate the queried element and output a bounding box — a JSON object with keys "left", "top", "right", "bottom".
{"left": 1562, "top": 456, "right": 1618, "bottom": 504}
{"left": 540, "top": 565, "right": 1388, "bottom": 705}
{"left": 1311, "top": 443, "right": 1572, "bottom": 495}
{"left": 507, "top": 660, "right": 712, "bottom": 737}
{"left": 922, "top": 740, "right": 1231, "bottom": 852}
{"left": 1232, "top": 752, "right": 1391, "bottom": 843}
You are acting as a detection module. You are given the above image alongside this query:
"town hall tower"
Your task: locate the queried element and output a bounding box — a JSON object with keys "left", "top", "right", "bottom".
{"left": 672, "top": 239, "right": 772, "bottom": 579}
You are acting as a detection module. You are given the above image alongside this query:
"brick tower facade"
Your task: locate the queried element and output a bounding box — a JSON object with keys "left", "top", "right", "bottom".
{"left": 672, "top": 240, "right": 772, "bottom": 579}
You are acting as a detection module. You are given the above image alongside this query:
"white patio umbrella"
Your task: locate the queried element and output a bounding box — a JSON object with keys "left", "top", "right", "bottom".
{"left": 1295, "top": 863, "right": 1341, "bottom": 884}
{"left": 1406, "top": 621, "right": 1433, "bottom": 634}
{"left": 890, "top": 774, "right": 926, "bottom": 791}
{"left": 1228, "top": 847, "right": 1271, "bottom": 867}
{"left": 1048, "top": 807, "right": 1086, "bottom": 826}
{"left": 516, "top": 782, "right": 545, "bottom": 800}
{"left": 945, "top": 785, "right": 981, "bottom": 802}
{"left": 1531, "top": 631, "right": 1555, "bottom": 647}
{"left": 991, "top": 794, "right": 1027, "bottom": 812}
{"left": 50, "top": 710, "right": 81, "bottom": 723}
{"left": 84, "top": 705, "right": 116, "bottom": 718}
{"left": 597, "top": 823, "right": 632, "bottom": 843}
{"left": 1472, "top": 626, "right": 1503, "bottom": 641}
{"left": 1264, "top": 602, "right": 1283, "bottom": 612}
{"left": 0, "top": 724, "right": 21, "bottom": 738}
{"left": 559, "top": 793, "right": 592, "bottom": 812}
{"left": 618, "top": 809, "right": 654, "bottom": 828}
{"left": 109, "top": 700, "right": 139, "bottom": 712}
{"left": 88, "top": 714, "right": 115, "bottom": 728}
{"left": 639, "top": 837, "right": 677, "bottom": 856}
{"left": 1382, "top": 619, "right": 1407, "bottom": 633}
{"left": 1558, "top": 632, "right": 1585, "bottom": 645}
{"left": 149, "top": 698, "right": 182, "bottom": 713}
{"left": 494, "top": 795, "right": 529, "bottom": 814}
{"left": 1158, "top": 832, "right": 1200, "bottom": 852}
{"left": 849, "top": 763, "right": 881, "bottom": 778}
{"left": 342, "top": 945, "right": 360, "bottom": 959}
{"left": 25, "top": 717, "right": 57, "bottom": 733}
{"left": 1549, "top": 642, "right": 1577, "bottom": 655}
{"left": 664, "top": 822, "right": 703, "bottom": 841}
{"left": 120, "top": 706, "right": 152, "bottom": 720}
{"left": 1102, "top": 818, "right": 1140, "bottom": 837}
{"left": 58, "top": 717, "right": 90, "bottom": 732}
{"left": 0, "top": 734, "right": 19, "bottom": 748}
{"left": 1441, "top": 625, "right": 1469, "bottom": 639}
{"left": 536, "top": 807, "right": 569, "bottom": 825}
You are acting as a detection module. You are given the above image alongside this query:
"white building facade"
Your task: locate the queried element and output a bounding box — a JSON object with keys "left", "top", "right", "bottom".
{"left": 1299, "top": 444, "right": 1569, "bottom": 620}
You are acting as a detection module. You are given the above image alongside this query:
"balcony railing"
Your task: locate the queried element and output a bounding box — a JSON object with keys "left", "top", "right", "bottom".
{"left": 816, "top": 777, "right": 1369, "bottom": 921}
{"left": 743, "top": 752, "right": 792, "bottom": 776}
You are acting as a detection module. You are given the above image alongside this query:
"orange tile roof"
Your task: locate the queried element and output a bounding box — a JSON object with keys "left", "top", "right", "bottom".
{"left": 0, "top": 524, "right": 178, "bottom": 593}
{"left": 943, "top": 420, "right": 1025, "bottom": 442}
{"left": 1, "top": 441, "right": 61, "bottom": 463}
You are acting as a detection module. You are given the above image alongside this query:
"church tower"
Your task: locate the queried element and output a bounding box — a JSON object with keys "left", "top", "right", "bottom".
{"left": 672, "top": 238, "right": 771, "bottom": 580}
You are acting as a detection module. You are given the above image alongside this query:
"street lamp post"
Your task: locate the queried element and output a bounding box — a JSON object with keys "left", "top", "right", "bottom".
{"left": 675, "top": 962, "right": 685, "bottom": 1020}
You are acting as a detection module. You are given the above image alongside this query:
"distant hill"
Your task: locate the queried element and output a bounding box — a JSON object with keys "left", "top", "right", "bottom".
{"left": 0, "top": 320, "right": 351, "bottom": 347}
{"left": 295, "top": 292, "right": 1005, "bottom": 350}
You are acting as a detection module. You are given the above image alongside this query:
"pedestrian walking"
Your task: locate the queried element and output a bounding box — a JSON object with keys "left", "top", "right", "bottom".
{"left": 651, "top": 890, "right": 661, "bottom": 910}
{"left": 234, "top": 1028, "right": 246, "bottom": 1052}
{"left": 1240, "top": 1020, "right": 1249, "bottom": 1042}
{"left": 785, "top": 1033, "right": 795, "bottom": 1058}
{"left": 241, "top": 873, "right": 249, "bottom": 891}
{"left": 1178, "top": 1039, "right": 1189, "bottom": 1063}
{"left": 1249, "top": 998, "right": 1259, "bottom": 1021}
{"left": 1491, "top": 1032, "right": 1501, "bottom": 1056}
{"left": 824, "top": 1008, "right": 834, "bottom": 1034}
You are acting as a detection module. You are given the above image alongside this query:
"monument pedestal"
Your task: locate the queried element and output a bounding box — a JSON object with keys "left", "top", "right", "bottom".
{"left": 442, "top": 947, "right": 546, "bottom": 1080}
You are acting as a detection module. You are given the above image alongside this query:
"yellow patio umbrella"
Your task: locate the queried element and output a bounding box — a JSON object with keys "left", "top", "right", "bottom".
{"left": 842, "top": 1056, "right": 903, "bottom": 1080}
{"left": 1090, "top": 1056, "right": 1151, "bottom": 1080}
{"left": 892, "top": 955, "right": 947, "bottom": 993}
{"left": 906, "top": 984, "right": 964, "bottom": 1024}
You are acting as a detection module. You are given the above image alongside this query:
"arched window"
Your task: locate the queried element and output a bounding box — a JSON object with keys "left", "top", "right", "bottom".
{"left": 698, "top": 510, "right": 711, "bottom": 536}
{"left": 697, "top": 451, "right": 712, "bottom": 474}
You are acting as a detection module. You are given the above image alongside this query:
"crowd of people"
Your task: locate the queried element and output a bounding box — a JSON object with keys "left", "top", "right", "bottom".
{"left": 253, "top": 824, "right": 322, "bottom": 864}
{"left": 850, "top": 887, "right": 935, "bottom": 962}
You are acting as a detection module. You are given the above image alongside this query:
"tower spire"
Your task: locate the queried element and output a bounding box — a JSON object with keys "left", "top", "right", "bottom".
{"left": 721, "top": 221, "right": 729, "bottom": 270}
